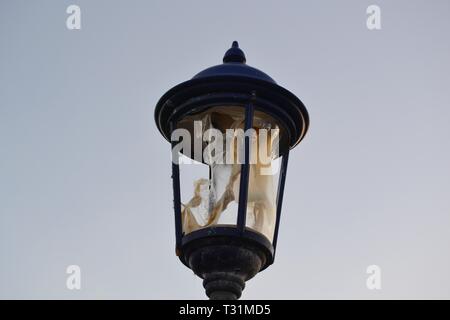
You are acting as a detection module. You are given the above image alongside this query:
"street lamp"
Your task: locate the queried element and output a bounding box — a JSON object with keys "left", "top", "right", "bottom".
{"left": 154, "top": 41, "right": 309, "bottom": 299}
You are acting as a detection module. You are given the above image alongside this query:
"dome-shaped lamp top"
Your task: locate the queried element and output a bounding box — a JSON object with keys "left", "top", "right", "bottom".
{"left": 154, "top": 41, "right": 309, "bottom": 150}
{"left": 192, "top": 41, "right": 276, "bottom": 83}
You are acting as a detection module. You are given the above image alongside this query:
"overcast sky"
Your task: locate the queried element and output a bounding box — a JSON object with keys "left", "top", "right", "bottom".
{"left": 1, "top": 0, "right": 450, "bottom": 299}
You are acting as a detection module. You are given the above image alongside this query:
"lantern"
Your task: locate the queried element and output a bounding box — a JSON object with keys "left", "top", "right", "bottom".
{"left": 154, "top": 41, "right": 309, "bottom": 299}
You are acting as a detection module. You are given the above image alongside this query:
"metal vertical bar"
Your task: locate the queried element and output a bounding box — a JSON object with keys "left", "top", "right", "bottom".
{"left": 272, "top": 150, "right": 290, "bottom": 256}
{"left": 237, "top": 101, "right": 254, "bottom": 232}
{"left": 170, "top": 121, "right": 183, "bottom": 253}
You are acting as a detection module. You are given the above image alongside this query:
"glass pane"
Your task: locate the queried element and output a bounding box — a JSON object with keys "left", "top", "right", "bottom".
{"left": 245, "top": 156, "right": 281, "bottom": 242}
{"left": 178, "top": 154, "right": 211, "bottom": 235}
{"left": 244, "top": 110, "right": 282, "bottom": 242}
{"left": 177, "top": 106, "right": 245, "bottom": 235}
{"left": 175, "top": 105, "right": 284, "bottom": 240}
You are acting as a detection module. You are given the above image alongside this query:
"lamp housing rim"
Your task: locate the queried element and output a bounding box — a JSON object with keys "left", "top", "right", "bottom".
{"left": 154, "top": 75, "right": 309, "bottom": 152}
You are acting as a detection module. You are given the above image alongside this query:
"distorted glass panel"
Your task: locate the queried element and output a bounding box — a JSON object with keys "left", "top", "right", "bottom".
{"left": 245, "top": 155, "right": 282, "bottom": 242}
{"left": 175, "top": 105, "right": 283, "bottom": 239}
{"left": 178, "top": 154, "right": 212, "bottom": 234}
{"left": 177, "top": 106, "right": 245, "bottom": 234}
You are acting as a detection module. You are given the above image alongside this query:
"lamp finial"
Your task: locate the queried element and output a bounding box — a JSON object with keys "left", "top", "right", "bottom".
{"left": 223, "top": 41, "right": 246, "bottom": 63}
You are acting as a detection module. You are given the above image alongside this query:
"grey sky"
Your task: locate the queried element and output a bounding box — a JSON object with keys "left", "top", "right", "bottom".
{"left": 1, "top": 0, "right": 450, "bottom": 299}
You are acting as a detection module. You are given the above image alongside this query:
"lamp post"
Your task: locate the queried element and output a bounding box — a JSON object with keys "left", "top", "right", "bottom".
{"left": 154, "top": 41, "right": 309, "bottom": 299}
